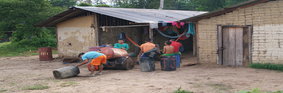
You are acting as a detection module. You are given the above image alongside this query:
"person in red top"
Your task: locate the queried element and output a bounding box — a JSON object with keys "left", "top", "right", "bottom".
{"left": 170, "top": 39, "right": 182, "bottom": 53}
{"left": 169, "top": 39, "right": 182, "bottom": 68}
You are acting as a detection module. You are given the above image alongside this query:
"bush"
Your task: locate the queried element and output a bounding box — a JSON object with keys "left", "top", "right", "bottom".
{"left": 249, "top": 63, "right": 283, "bottom": 71}
{"left": 77, "top": 2, "right": 92, "bottom": 6}
{"left": 95, "top": 4, "right": 111, "bottom": 7}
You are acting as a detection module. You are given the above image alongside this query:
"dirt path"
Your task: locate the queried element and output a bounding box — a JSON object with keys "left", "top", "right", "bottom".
{"left": 0, "top": 56, "right": 282, "bottom": 93}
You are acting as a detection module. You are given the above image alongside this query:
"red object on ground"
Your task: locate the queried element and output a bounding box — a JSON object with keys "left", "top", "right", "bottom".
{"left": 38, "top": 47, "right": 53, "bottom": 61}
{"left": 100, "top": 47, "right": 128, "bottom": 59}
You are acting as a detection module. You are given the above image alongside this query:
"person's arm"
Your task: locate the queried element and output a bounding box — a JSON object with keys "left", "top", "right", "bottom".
{"left": 125, "top": 44, "right": 129, "bottom": 50}
{"left": 114, "top": 43, "right": 119, "bottom": 48}
{"left": 77, "top": 59, "right": 88, "bottom": 67}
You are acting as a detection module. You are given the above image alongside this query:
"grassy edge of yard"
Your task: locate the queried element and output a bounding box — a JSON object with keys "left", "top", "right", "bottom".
{"left": 22, "top": 84, "right": 49, "bottom": 90}
{"left": 0, "top": 42, "right": 57, "bottom": 57}
{"left": 249, "top": 63, "right": 283, "bottom": 72}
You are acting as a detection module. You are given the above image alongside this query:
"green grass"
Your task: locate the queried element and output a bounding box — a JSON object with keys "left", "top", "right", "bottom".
{"left": 60, "top": 81, "right": 78, "bottom": 87}
{"left": 0, "top": 88, "right": 7, "bottom": 93}
{"left": 238, "top": 88, "right": 283, "bottom": 93}
{"left": 249, "top": 63, "right": 283, "bottom": 71}
{"left": 22, "top": 84, "right": 49, "bottom": 90}
{"left": 0, "top": 42, "right": 57, "bottom": 57}
{"left": 174, "top": 87, "right": 193, "bottom": 93}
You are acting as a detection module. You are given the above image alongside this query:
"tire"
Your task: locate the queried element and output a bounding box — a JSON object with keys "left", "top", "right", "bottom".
{"left": 122, "top": 57, "right": 135, "bottom": 70}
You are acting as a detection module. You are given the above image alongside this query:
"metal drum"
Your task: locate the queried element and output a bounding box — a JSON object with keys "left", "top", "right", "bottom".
{"left": 38, "top": 47, "right": 53, "bottom": 61}
{"left": 139, "top": 57, "right": 155, "bottom": 72}
{"left": 53, "top": 66, "right": 80, "bottom": 79}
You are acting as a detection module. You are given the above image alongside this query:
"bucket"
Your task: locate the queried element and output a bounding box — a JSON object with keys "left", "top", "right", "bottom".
{"left": 38, "top": 47, "right": 53, "bottom": 61}
{"left": 160, "top": 56, "right": 176, "bottom": 71}
{"left": 139, "top": 57, "right": 155, "bottom": 72}
{"left": 100, "top": 47, "right": 128, "bottom": 59}
{"left": 53, "top": 66, "right": 80, "bottom": 79}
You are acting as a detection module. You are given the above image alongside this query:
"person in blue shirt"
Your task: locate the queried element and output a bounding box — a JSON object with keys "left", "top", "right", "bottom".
{"left": 114, "top": 39, "right": 129, "bottom": 51}
{"left": 77, "top": 51, "right": 107, "bottom": 76}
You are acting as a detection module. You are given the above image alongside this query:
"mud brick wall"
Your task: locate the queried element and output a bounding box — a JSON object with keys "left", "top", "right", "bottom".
{"left": 197, "top": 0, "right": 283, "bottom": 64}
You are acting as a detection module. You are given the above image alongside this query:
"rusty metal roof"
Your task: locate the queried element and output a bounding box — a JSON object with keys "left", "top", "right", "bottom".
{"left": 36, "top": 6, "right": 206, "bottom": 27}
{"left": 181, "top": 0, "right": 271, "bottom": 22}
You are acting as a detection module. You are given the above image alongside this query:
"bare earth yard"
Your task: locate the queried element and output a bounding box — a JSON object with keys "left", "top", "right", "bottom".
{"left": 0, "top": 55, "right": 283, "bottom": 93}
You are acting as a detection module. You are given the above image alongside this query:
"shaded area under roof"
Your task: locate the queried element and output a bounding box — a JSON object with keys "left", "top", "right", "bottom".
{"left": 36, "top": 6, "right": 206, "bottom": 27}
{"left": 181, "top": 0, "right": 271, "bottom": 22}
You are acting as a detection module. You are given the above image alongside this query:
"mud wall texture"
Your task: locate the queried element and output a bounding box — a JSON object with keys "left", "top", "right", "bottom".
{"left": 197, "top": 0, "right": 283, "bottom": 64}
{"left": 56, "top": 15, "right": 97, "bottom": 57}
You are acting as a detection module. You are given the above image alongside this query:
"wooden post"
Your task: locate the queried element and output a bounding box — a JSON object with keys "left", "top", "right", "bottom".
{"left": 149, "top": 26, "right": 154, "bottom": 42}
{"left": 94, "top": 14, "right": 100, "bottom": 46}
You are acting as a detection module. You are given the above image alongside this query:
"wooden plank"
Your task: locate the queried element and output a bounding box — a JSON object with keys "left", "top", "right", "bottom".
{"left": 217, "top": 25, "right": 223, "bottom": 65}
{"left": 101, "top": 25, "right": 148, "bottom": 29}
{"left": 243, "top": 27, "right": 249, "bottom": 66}
{"left": 235, "top": 27, "right": 243, "bottom": 66}
{"left": 228, "top": 28, "right": 236, "bottom": 66}
{"left": 94, "top": 14, "right": 100, "bottom": 45}
{"left": 248, "top": 26, "right": 253, "bottom": 64}
{"left": 222, "top": 28, "right": 230, "bottom": 66}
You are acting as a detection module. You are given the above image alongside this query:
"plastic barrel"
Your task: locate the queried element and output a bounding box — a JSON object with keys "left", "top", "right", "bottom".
{"left": 38, "top": 47, "right": 53, "bottom": 61}
{"left": 160, "top": 56, "right": 176, "bottom": 71}
{"left": 139, "top": 57, "right": 155, "bottom": 72}
{"left": 175, "top": 54, "right": 181, "bottom": 68}
{"left": 53, "top": 66, "right": 80, "bottom": 79}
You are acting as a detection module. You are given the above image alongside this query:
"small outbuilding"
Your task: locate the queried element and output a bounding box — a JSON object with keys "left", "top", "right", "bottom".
{"left": 182, "top": 0, "right": 283, "bottom": 66}
{"left": 37, "top": 6, "right": 205, "bottom": 57}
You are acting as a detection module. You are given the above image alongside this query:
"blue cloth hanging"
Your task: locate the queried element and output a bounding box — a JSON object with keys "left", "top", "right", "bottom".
{"left": 187, "top": 23, "right": 195, "bottom": 36}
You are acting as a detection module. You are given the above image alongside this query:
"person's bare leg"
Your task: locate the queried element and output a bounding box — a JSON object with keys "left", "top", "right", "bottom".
{"left": 96, "top": 64, "right": 103, "bottom": 75}
{"left": 89, "top": 65, "right": 95, "bottom": 76}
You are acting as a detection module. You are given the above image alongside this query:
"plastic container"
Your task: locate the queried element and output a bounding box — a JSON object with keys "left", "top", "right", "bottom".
{"left": 53, "top": 66, "right": 80, "bottom": 79}
{"left": 160, "top": 56, "right": 176, "bottom": 71}
{"left": 100, "top": 47, "right": 128, "bottom": 59}
{"left": 38, "top": 47, "right": 53, "bottom": 61}
{"left": 139, "top": 57, "right": 155, "bottom": 72}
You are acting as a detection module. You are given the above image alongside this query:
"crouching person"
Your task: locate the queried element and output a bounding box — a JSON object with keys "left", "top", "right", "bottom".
{"left": 77, "top": 51, "right": 107, "bottom": 77}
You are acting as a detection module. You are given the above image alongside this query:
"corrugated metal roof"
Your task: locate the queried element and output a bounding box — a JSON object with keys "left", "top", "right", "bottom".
{"left": 75, "top": 6, "right": 206, "bottom": 23}
{"left": 36, "top": 7, "right": 206, "bottom": 27}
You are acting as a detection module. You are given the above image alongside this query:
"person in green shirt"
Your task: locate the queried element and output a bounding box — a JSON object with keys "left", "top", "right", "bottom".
{"left": 114, "top": 39, "right": 129, "bottom": 50}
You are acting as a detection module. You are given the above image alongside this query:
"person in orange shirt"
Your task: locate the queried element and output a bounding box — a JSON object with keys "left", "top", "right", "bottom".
{"left": 140, "top": 40, "right": 156, "bottom": 53}
{"left": 138, "top": 39, "right": 159, "bottom": 58}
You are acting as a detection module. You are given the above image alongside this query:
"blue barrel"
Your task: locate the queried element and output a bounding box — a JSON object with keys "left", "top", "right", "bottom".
{"left": 160, "top": 56, "right": 176, "bottom": 71}
{"left": 139, "top": 57, "right": 155, "bottom": 72}
{"left": 175, "top": 54, "right": 181, "bottom": 68}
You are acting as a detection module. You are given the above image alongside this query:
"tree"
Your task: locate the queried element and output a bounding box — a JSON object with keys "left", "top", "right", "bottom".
{"left": 0, "top": 0, "right": 64, "bottom": 47}
{"left": 49, "top": 0, "right": 77, "bottom": 7}
{"left": 77, "top": 2, "right": 93, "bottom": 6}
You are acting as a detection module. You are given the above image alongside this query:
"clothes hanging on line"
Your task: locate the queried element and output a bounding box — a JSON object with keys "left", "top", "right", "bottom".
{"left": 155, "top": 28, "right": 186, "bottom": 39}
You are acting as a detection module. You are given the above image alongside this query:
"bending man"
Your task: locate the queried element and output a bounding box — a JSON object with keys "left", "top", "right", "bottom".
{"left": 77, "top": 51, "right": 107, "bottom": 76}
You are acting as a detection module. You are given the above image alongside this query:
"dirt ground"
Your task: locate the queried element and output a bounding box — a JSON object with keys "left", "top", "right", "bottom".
{"left": 0, "top": 55, "right": 283, "bottom": 93}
